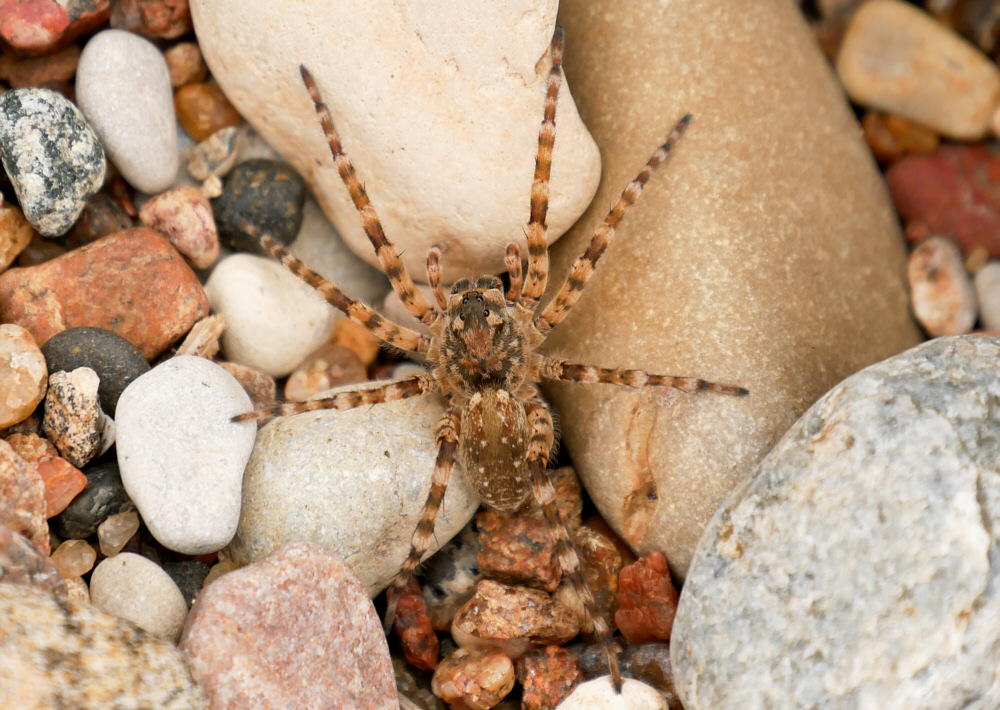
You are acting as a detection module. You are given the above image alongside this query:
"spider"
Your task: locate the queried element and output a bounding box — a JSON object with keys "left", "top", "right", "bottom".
{"left": 234, "top": 28, "right": 747, "bottom": 694}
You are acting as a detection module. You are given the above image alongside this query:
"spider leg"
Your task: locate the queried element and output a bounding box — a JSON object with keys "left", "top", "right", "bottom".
{"left": 524, "top": 397, "right": 623, "bottom": 693}
{"left": 301, "top": 65, "right": 437, "bottom": 326}
{"left": 231, "top": 373, "right": 435, "bottom": 423}
{"left": 504, "top": 242, "right": 524, "bottom": 306}
{"left": 426, "top": 245, "right": 448, "bottom": 311}
{"left": 383, "top": 405, "right": 461, "bottom": 632}
{"left": 519, "top": 28, "right": 564, "bottom": 310}
{"left": 535, "top": 114, "right": 691, "bottom": 335}
{"left": 238, "top": 221, "right": 431, "bottom": 353}
{"left": 541, "top": 357, "right": 748, "bottom": 396}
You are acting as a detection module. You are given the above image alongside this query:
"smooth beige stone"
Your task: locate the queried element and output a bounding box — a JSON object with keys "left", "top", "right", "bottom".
{"left": 190, "top": 0, "right": 601, "bottom": 281}
{"left": 836, "top": 0, "right": 1000, "bottom": 140}
{"left": 544, "top": 0, "right": 922, "bottom": 579}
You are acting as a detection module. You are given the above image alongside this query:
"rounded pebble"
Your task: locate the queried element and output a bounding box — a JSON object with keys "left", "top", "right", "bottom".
{"left": 0, "top": 88, "right": 106, "bottom": 236}
{"left": 139, "top": 185, "right": 220, "bottom": 269}
{"left": 284, "top": 343, "right": 367, "bottom": 402}
{"left": 212, "top": 158, "right": 306, "bottom": 252}
{"left": 907, "top": 236, "right": 978, "bottom": 336}
{"left": 50, "top": 538, "right": 97, "bottom": 578}
{"left": 555, "top": 677, "right": 666, "bottom": 710}
{"left": 89, "top": 552, "right": 189, "bottom": 642}
{"left": 97, "top": 510, "right": 140, "bottom": 557}
{"left": 0, "top": 204, "right": 36, "bottom": 270}
{"left": 431, "top": 647, "right": 516, "bottom": 709}
{"left": 0, "top": 324, "right": 47, "bottom": 430}
{"left": 116, "top": 355, "right": 255, "bottom": 554}
{"left": 0, "top": 1, "right": 111, "bottom": 56}
{"left": 974, "top": 261, "right": 1000, "bottom": 331}
{"left": 36, "top": 456, "right": 87, "bottom": 519}
{"left": 175, "top": 82, "right": 242, "bottom": 142}
{"left": 164, "top": 42, "right": 208, "bottom": 88}
{"left": 76, "top": 29, "right": 179, "bottom": 193}
{"left": 161, "top": 560, "right": 210, "bottom": 608}
{"left": 52, "top": 459, "right": 132, "bottom": 539}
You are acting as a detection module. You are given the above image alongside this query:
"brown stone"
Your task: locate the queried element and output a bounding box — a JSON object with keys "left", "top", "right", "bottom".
{"left": 35, "top": 456, "right": 87, "bottom": 519}
{"left": 394, "top": 576, "right": 440, "bottom": 672}
{"left": 0, "top": 523, "right": 66, "bottom": 598}
{"left": 477, "top": 509, "right": 563, "bottom": 593}
{"left": 431, "top": 647, "right": 515, "bottom": 710}
{"left": 331, "top": 316, "right": 383, "bottom": 367}
{"left": 0, "top": 439, "right": 48, "bottom": 554}
{"left": 614, "top": 551, "right": 679, "bottom": 644}
{"left": 175, "top": 82, "right": 242, "bottom": 142}
{"left": 64, "top": 193, "right": 134, "bottom": 250}
{"left": 218, "top": 361, "right": 277, "bottom": 409}
{"left": 0, "top": 229, "right": 210, "bottom": 359}
{"left": 516, "top": 646, "right": 584, "bottom": 710}
{"left": 111, "top": 0, "right": 193, "bottom": 39}
{"left": 0, "top": 45, "right": 80, "bottom": 88}
{"left": 164, "top": 41, "right": 208, "bottom": 88}
{"left": 4, "top": 433, "right": 58, "bottom": 462}
{"left": 139, "top": 185, "right": 220, "bottom": 269}
{"left": 284, "top": 343, "right": 367, "bottom": 402}
{"left": 0, "top": 205, "right": 36, "bottom": 272}
{"left": 555, "top": 522, "right": 628, "bottom": 633}
{"left": 16, "top": 234, "right": 66, "bottom": 267}
{"left": 0, "top": 0, "right": 111, "bottom": 56}
{"left": 547, "top": 0, "right": 921, "bottom": 580}
{"left": 861, "top": 111, "right": 939, "bottom": 164}
{"left": 0, "top": 324, "right": 47, "bottom": 430}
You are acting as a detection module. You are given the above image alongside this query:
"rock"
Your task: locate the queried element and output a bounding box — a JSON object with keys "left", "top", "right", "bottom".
{"left": 860, "top": 111, "right": 939, "bottom": 164}
{"left": 420, "top": 520, "right": 484, "bottom": 631}
{"left": 175, "top": 82, "right": 242, "bottom": 142}
{"left": 0, "top": 88, "right": 106, "bottom": 236}
{"left": 284, "top": 342, "right": 367, "bottom": 401}
{"left": 0, "top": 45, "right": 81, "bottom": 89}
{"left": 165, "top": 41, "right": 208, "bottom": 88}
{"left": 227, "top": 379, "right": 479, "bottom": 595}
{"left": 174, "top": 313, "right": 223, "bottom": 358}
{"left": 212, "top": 158, "right": 306, "bottom": 253}
{"left": 64, "top": 574, "right": 90, "bottom": 603}
{"left": 0, "top": 0, "right": 111, "bottom": 56}
{"left": 907, "top": 236, "right": 978, "bottom": 336}
{"left": 90, "top": 552, "right": 188, "bottom": 642}
{"left": 0, "top": 439, "right": 48, "bottom": 553}
{"left": 139, "top": 184, "right": 220, "bottom": 269}
{"left": 517, "top": 646, "right": 584, "bottom": 710}
{"left": 0, "top": 324, "right": 47, "bottom": 430}
{"left": 190, "top": 0, "right": 600, "bottom": 280}
{"left": 0, "top": 204, "right": 36, "bottom": 271}
{"left": 52, "top": 459, "right": 132, "bottom": 539}
{"left": 116, "top": 355, "right": 254, "bottom": 555}
{"left": 431, "top": 647, "right": 516, "bottom": 710}
{"left": 186, "top": 125, "right": 240, "bottom": 180}
{"left": 394, "top": 576, "right": 440, "bottom": 672}
{"left": 568, "top": 641, "right": 680, "bottom": 705}
{"left": 162, "top": 559, "right": 210, "bottom": 608}
{"left": 671, "top": 335, "right": 1000, "bottom": 709}
{"left": 15, "top": 232, "right": 66, "bottom": 267}
{"left": 218, "top": 360, "right": 277, "bottom": 409}
{"left": 3, "top": 432, "right": 57, "bottom": 462}
{"left": 97, "top": 510, "right": 140, "bottom": 556}
{"left": 477, "top": 509, "right": 562, "bottom": 593}
{"left": 544, "top": 0, "right": 921, "bottom": 580}
{"left": 181, "top": 541, "right": 398, "bottom": 710}
{"left": 41, "top": 326, "right": 150, "bottom": 417}
{"left": 555, "top": 677, "right": 666, "bottom": 710}
{"left": 0, "top": 228, "right": 210, "bottom": 359}
{"left": 555, "top": 520, "right": 629, "bottom": 634}
{"left": 836, "top": 0, "right": 1000, "bottom": 141}
{"left": 0, "top": 583, "right": 207, "bottom": 709}
{"left": 394, "top": 656, "right": 446, "bottom": 710}
{"left": 49, "top": 537, "right": 96, "bottom": 578}
{"left": 110, "top": 0, "right": 193, "bottom": 39}
{"left": 35, "top": 455, "right": 87, "bottom": 518}
{"left": 0, "top": 523, "right": 66, "bottom": 598}
{"left": 613, "top": 552, "right": 678, "bottom": 645}
{"left": 205, "top": 252, "right": 339, "bottom": 377}
{"left": 42, "top": 367, "right": 112, "bottom": 467}
{"left": 65, "top": 193, "right": 135, "bottom": 248}
{"left": 974, "top": 261, "right": 1000, "bottom": 331}
{"left": 332, "top": 313, "right": 385, "bottom": 366}
{"left": 76, "top": 29, "right": 179, "bottom": 194}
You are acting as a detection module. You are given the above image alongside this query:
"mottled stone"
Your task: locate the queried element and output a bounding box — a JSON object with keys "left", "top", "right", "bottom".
{"left": 0, "top": 45, "right": 80, "bottom": 89}
{"left": 907, "top": 236, "right": 978, "bottom": 336}
{"left": 431, "top": 647, "right": 516, "bottom": 710}
{"left": 52, "top": 459, "right": 132, "bottom": 539}
{"left": 860, "top": 111, "right": 939, "bottom": 164}
{"left": 0, "top": 523, "right": 66, "bottom": 597}
{"left": 175, "top": 82, "right": 242, "bottom": 142}
{"left": 0, "top": 0, "right": 111, "bottom": 56}
{"left": 76, "top": 29, "right": 179, "bottom": 194}
{"left": 0, "top": 439, "right": 47, "bottom": 553}
{"left": 3, "top": 432, "right": 57, "bottom": 462}
{"left": 555, "top": 520, "right": 629, "bottom": 634}
{"left": 111, "top": 0, "right": 193, "bottom": 39}
{"left": 165, "top": 41, "right": 208, "bottom": 88}
{"left": 284, "top": 342, "right": 367, "bottom": 402}
{"left": 35, "top": 455, "right": 87, "bottom": 518}
{"left": 0, "top": 229, "right": 210, "bottom": 359}
{"left": 477, "top": 509, "right": 562, "bottom": 593}
{"left": 50, "top": 537, "right": 96, "bottom": 578}
{"left": 517, "top": 646, "right": 584, "bottom": 710}
{"left": 187, "top": 125, "right": 240, "bottom": 180}
{"left": 90, "top": 552, "right": 188, "bottom": 641}
{"left": 420, "top": 520, "right": 484, "bottom": 631}
{"left": 672, "top": 335, "right": 1000, "bottom": 709}
{"left": 332, "top": 314, "right": 385, "bottom": 367}
{"left": 545, "top": 0, "right": 921, "bottom": 580}
{"left": 394, "top": 576, "right": 440, "bottom": 672}
{"left": 139, "top": 184, "right": 220, "bottom": 269}
{"left": 0, "top": 323, "right": 47, "bottom": 429}
{"left": 0, "top": 88, "right": 106, "bottom": 236}
{"left": 218, "top": 360, "right": 277, "bottom": 409}
{"left": 555, "top": 677, "right": 666, "bottom": 710}
{"left": 212, "top": 158, "right": 306, "bottom": 253}
{"left": 181, "top": 541, "right": 397, "bottom": 710}
{"left": 43, "top": 367, "right": 111, "bottom": 468}
{"left": 0, "top": 204, "right": 36, "bottom": 270}
{"left": 614, "top": 552, "right": 678, "bottom": 644}
{"left": 974, "top": 261, "right": 1000, "bottom": 331}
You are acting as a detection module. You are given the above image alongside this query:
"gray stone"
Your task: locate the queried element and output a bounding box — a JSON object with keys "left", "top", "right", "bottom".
{"left": 116, "top": 355, "right": 255, "bottom": 554}
{"left": 227, "top": 380, "right": 480, "bottom": 596}
{"left": 672, "top": 335, "right": 1000, "bottom": 710}
{"left": 0, "top": 88, "right": 105, "bottom": 236}
{"left": 90, "top": 552, "right": 189, "bottom": 642}
{"left": 76, "top": 29, "right": 179, "bottom": 193}
{"left": 52, "top": 460, "right": 132, "bottom": 539}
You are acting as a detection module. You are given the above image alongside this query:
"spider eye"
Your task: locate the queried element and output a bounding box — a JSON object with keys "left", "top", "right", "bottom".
{"left": 462, "top": 296, "right": 468, "bottom": 305}
{"left": 459, "top": 313, "right": 465, "bottom": 321}
{"left": 483, "top": 309, "right": 490, "bottom": 317}
{"left": 475, "top": 294, "right": 483, "bottom": 302}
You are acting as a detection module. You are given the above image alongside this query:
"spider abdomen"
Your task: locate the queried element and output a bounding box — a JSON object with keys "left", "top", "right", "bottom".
{"left": 457, "top": 389, "right": 531, "bottom": 513}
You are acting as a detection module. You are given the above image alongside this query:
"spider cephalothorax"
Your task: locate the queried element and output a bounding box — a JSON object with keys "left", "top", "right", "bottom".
{"left": 235, "top": 28, "right": 746, "bottom": 694}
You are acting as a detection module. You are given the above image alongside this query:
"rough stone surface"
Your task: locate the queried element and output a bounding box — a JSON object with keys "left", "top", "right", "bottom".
{"left": 0, "top": 438, "right": 48, "bottom": 553}
{"left": 116, "top": 355, "right": 255, "bottom": 554}
{"left": 672, "top": 335, "right": 1000, "bottom": 710}
{"left": 76, "top": 29, "right": 179, "bottom": 193}
{"left": 52, "top": 459, "right": 132, "bottom": 539}
{"left": 110, "top": 0, "right": 193, "bottom": 40}
{"left": 0, "top": 323, "right": 47, "bottom": 430}
{"left": 36, "top": 455, "right": 88, "bottom": 518}
{"left": 614, "top": 551, "right": 678, "bottom": 645}
{"left": 90, "top": 552, "right": 188, "bottom": 642}
{"left": 212, "top": 158, "right": 306, "bottom": 253}
{"left": 181, "top": 541, "right": 397, "bottom": 710}
{"left": 0, "top": 0, "right": 111, "bottom": 56}
{"left": 394, "top": 577, "right": 440, "bottom": 672}
{"left": 907, "top": 236, "right": 978, "bottom": 336}
{"left": 65, "top": 193, "right": 135, "bottom": 248}
{"left": 191, "top": 0, "right": 600, "bottom": 281}
{"left": 0, "top": 523, "right": 66, "bottom": 598}
{"left": 0, "top": 583, "right": 207, "bottom": 709}
{"left": 139, "top": 184, "right": 220, "bottom": 269}
{"left": 0, "top": 229, "right": 210, "bottom": 359}
{"left": 431, "top": 647, "right": 516, "bottom": 710}
{"left": 975, "top": 261, "right": 1000, "bottom": 331}
{"left": 284, "top": 342, "right": 367, "bottom": 402}
{"left": 0, "top": 204, "right": 36, "bottom": 270}
{"left": 545, "top": 0, "right": 921, "bottom": 580}
{"left": 227, "top": 380, "right": 479, "bottom": 596}
{"left": 187, "top": 125, "right": 240, "bottom": 180}
{"left": 0, "top": 87, "right": 106, "bottom": 236}
{"left": 218, "top": 360, "right": 277, "bottom": 409}
{"left": 555, "top": 677, "right": 666, "bottom": 710}
{"left": 517, "top": 646, "right": 584, "bottom": 710}
{"left": 42, "top": 367, "right": 110, "bottom": 468}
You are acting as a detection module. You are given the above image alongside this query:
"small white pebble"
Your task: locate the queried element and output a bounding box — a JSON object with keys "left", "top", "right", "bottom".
{"left": 90, "top": 552, "right": 188, "bottom": 642}
{"left": 556, "top": 677, "right": 667, "bottom": 710}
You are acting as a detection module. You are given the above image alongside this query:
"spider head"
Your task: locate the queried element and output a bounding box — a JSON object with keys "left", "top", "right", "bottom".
{"left": 446, "top": 276, "right": 515, "bottom": 378}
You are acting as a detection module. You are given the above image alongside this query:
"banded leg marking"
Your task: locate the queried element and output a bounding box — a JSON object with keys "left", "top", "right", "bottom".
{"left": 541, "top": 357, "right": 748, "bottom": 396}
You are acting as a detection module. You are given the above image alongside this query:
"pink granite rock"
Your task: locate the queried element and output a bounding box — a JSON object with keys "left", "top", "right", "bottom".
{"left": 0, "top": 439, "right": 48, "bottom": 554}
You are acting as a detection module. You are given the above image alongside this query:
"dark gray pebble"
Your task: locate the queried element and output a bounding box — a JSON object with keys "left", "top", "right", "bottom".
{"left": 52, "top": 460, "right": 133, "bottom": 540}
{"left": 212, "top": 159, "right": 306, "bottom": 253}
{"left": 161, "top": 560, "right": 210, "bottom": 608}
{"left": 41, "top": 327, "right": 149, "bottom": 416}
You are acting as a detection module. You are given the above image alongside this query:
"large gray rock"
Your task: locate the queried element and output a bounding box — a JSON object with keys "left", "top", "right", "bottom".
{"left": 671, "top": 335, "right": 1000, "bottom": 710}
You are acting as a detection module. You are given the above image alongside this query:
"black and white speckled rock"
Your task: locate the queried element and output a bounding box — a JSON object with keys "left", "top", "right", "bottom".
{"left": 0, "top": 88, "right": 105, "bottom": 237}
{"left": 672, "top": 335, "right": 1000, "bottom": 710}
{"left": 212, "top": 159, "right": 306, "bottom": 253}
{"left": 52, "top": 459, "right": 133, "bottom": 539}
{"left": 42, "top": 367, "right": 114, "bottom": 468}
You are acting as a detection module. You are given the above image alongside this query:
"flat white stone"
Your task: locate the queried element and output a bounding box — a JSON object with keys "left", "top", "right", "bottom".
{"left": 76, "top": 30, "right": 179, "bottom": 193}
{"left": 116, "top": 355, "right": 255, "bottom": 555}
{"left": 90, "top": 552, "right": 189, "bottom": 642}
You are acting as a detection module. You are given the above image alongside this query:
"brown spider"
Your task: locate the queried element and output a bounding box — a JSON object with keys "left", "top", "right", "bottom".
{"left": 234, "top": 28, "right": 746, "bottom": 693}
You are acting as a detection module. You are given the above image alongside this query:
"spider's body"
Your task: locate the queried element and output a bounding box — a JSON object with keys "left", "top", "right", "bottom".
{"left": 235, "top": 28, "right": 747, "bottom": 694}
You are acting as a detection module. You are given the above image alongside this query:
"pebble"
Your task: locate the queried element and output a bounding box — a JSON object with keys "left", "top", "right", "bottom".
{"left": 98, "top": 510, "right": 140, "bottom": 557}
{"left": 0, "top": 0, "right": 111, "bottom": 56}
{"left": 187, "top": 125, "right": 240, "bottom": 180}
{"left": 139, "top": 184, "right": 220, "bottom": 269}
{"left": 51, "top": 459, "right": 132, "bottom": 539}
{"left": 174, "top": 313, "right": 224, "bottom": 358}
{"left": 0, "top": 45, "right": 81, "bottom": 89}
{"left": 212, "top": 158, "right": 306, "bottom": 253}
{"left": 111, "top": 0, "right": 194, "bottom": 39}
{"left": 90, "top": 552, "right": 189, "bottom": 642}
{"left": 175, "top": 82, "right": 243, "bottom": 142}
{"left": 284, "top": 342, "right": 367, "bottom": 401}
{"left": 0, "top": 439, "right": 48, "bottom": 553}
{"left": 41, "top": 326, "right": 150, "bottom": 417}
{"left": 0, "top": 323, "right": 47, "bottom": 429}
{"left": 0, "top": 87, "right": 106, "bottom": 236}
{"left": 76, "top": 29, "right": 179, "bottom": 194}
{"left": 64, "top": 574, "right": 90, "bottom": 603}
{"left": 0, "top": 228, "right": 210, "bottom": 359}
{"left": 860, "top": 111, "right": 939, "bottom": 164}
{"left": 181, "top": 541, "right": 398, "bottom": 710}
{"left": 420, "top": 520, "right": 484, "bottom": 631}
{"left": 555, "top": 677, "right": 666, "bottom": 710}
{"left": 332, "top": 314, "right": 385, "bottom": 367}
{"left": 0, "top": 583, "right": 207, "bottom": 709}
{"left": 451, "top": 580, "right": 580, "bottom": 658}
{"left": 42, "top": 367, "right": 112, "bottom": 467}
{"left": 165, "top": 41, "right": 208, "bottom": 88}
{"left": 974, "top": 261, "right": 1000, "bottom": 331}
{"left": 227, "top": 380, "right": 479, "bottom": 595}
{"left": 4, "top": 432, "right": 58, "bottom": 462}
{"left": 64, "top": 192, "right": 135, "bottom": 248}
{"left": 907, "top": 236, "right": 978, "bottom": 336}
{"left": 205, "top": 253, "right": 339, "bottom": 377}
{"left": 394, "top": 576, "right": 440, "bottom": 672}
{"left": 476, "top": 508, "right": 562, "bottom": 592}
{"left": 569, "top": 641, "right": 680, "bottom": 704}
{"left": 0, "top": 523, "right": 66, "bottom": 598}
{"left": 218, "top": 360, "right": 277, "bottom": 409}
{"left": 49, "top": 537, "right": 96, "bottom": 578}
{"left": 35, "top": 455, "right": 88, "bottom": 518}
{"left": 517, "top": 646, "right": 584, "bottom": 710}
{"left": 546, "top": 0, "right": 921, "bottom": 581}
{"left": 16, "top": 232, "right": 66, "bottom": 267}
{"left": 162, "top": 559, "right": 211, "bottom": 608}
{"left": 116, "top": 355, "right": 255, "bottom": 554}
{"left": 613, "top": 552, "right": 678, "bottom": 645}
{"left": 431, "top": 647, "right": 516, "bottom": 710}
{"left": 555, "top": 521, "right": 629, "bottom": 634}
{"left": 671, "top": 335, "right": 1000, "bottom": 708}
{"left": 836, "top": 0, "right": 1000, "bottom": 140}
{"left": 886, "top": 144, "right": 1000, "bottom": 258}
{"left": 0, "top": 204, "right": 36, "bottom": 270}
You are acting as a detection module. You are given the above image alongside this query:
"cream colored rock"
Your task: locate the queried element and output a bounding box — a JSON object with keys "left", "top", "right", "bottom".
{"left": 190, "top": 0, "right": 600, "bottom": 281}
{"left": 836, "top": 0, "right": 1000, "bottom": 140}
{"left": 545, "top": 0, "right": 922, "bottom": 580}
{"left": 90, "top": 553, "right": 188, "bottom": 642}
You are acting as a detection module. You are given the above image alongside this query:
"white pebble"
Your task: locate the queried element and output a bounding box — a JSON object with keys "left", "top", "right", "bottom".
{"left": 556, "top": 678, "right": 666, "bottom": 710}
{"left": 90, "top": 552, "right": 188, "bottom": 642}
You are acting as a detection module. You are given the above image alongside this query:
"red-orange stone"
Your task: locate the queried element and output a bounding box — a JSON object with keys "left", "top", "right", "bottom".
{"left": 0, "top": 0, "right": 111, "bottom": 56}
{"left": 0, "top": 439, "right": 48, "bottom": 554}
{"left": 614, "top": 551, "right": 679, "bottom": 645}
{"left": 35, "top": 456, "right": 86, "bottom": 518}
{"left": 0, "top": 228, "right": 209, "bottom": 359}
{"left": 393, "top": 577, "right": 440, "bottom": 672}
{"left": 175, "top": 83, "right": 242, "bottom": 142}
{"left": 516, "top": 646, "right": 583, "bottom": 710}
